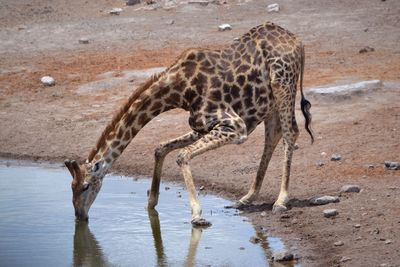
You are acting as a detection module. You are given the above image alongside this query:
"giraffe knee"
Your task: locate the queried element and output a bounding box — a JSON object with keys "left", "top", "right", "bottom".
{"left": 176, "top": 150, "right": 190, "bottom": 166}
{"left": 154, "top": 145, "right": 167, "bottom": 160}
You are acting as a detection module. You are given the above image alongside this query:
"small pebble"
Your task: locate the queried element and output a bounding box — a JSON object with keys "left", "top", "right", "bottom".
{"left": 126, "top": 0, "right": 141, "bottom": 5}
{"left": 78, "top": 38, "right": 89, "bottom": 44}
{"left": 267, "top": 3, "right": 280, "bottom": 12}
{"left": 359, "top": 46, "right": 375, "bottom": 53}
{"left": 340, "top": 185, "right": 361, "bottom": 193}
{"left": 331, "top": 154, "right": 342, "bottom": 161}
{"left": 323, "top": 209, "right": 338, "bottom": 218}
{"left": 272, "top": 251, "right": 294, "bottom": 262}
{"left": 218, "top": 24, "right": 232, "bottom": 31}
{"left": 41, "top": 76, "right": 55, "bottom": 86}
{"left": 354, "top": 224, "right": 361, "bottom": 228}
{"left": 384, "top": 161, "right": 400, "bottom": 170}
{"left": 260, "top": 211, "right": 267, "bottom": 217}
{"left": 334, "top": 241, "right": 344, "bottom": 246}
{"left": 309, "top": 195, "right": 339, "bottom": 205}
{"left": 109, "top": 8, "right": 123, "bottom": 15}
{"left": 321, "top": 152, "right": 327, "bottom": 157}
{"left": 384, "top": 239, "right": 392, "bottom": 244}
{"left": 239, "top": 247, "right": 245, "bottom": 250}
{"left": 199, "top": 185, "right": 205, "bottom": 190}
{"left": 165, "top": 186, "right": 170, "bottom": 191}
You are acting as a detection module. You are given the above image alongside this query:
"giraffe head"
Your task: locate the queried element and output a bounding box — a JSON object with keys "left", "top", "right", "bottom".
{"left": 65, "top": 159, "right": 105, "bottom": 221}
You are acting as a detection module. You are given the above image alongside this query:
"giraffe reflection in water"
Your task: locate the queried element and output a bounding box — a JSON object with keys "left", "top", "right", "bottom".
{"left": 72, "top": 210, "right": 203, "bottom": 267}
{"left": 72, "top": 210, "right": 296, "bottom": 267}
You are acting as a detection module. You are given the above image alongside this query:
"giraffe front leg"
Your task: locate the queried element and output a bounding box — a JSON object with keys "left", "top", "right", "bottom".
{"left": 177, "top": 123, "right": 247, "bottom": 226}
{"left": 237, "top": 113, "right": 282, "bottom": 207}
{"left": 148, "top": 131, "right": 200, "bottom": 210}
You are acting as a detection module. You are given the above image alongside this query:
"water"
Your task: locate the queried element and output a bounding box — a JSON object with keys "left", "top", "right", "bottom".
{"left": 0, "top": 162, "right": 294, "bottom": 267}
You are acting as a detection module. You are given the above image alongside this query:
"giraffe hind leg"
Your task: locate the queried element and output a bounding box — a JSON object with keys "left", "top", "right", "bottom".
{"left": 237, "top": 112, "right": 282, "bottom": 207}
{"left": 270, "top": 83, "right": 299, "bottom": 214}
{"left": 177, "top": 118, "right": 247, "bottom": 226}
{"left": 148, "top": 131, "right": 201, "bottom": 209}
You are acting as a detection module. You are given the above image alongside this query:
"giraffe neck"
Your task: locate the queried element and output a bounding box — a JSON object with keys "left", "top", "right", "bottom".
{"left": 88, "top": 72, "right": 180, "bottom": 171}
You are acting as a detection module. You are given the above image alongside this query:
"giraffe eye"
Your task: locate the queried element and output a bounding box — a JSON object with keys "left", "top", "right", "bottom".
{"left": 91, "top": 161, "right": 102, "bottom": 173}
{"left": 82, "top": 182, "right": 90, "bottom": 192}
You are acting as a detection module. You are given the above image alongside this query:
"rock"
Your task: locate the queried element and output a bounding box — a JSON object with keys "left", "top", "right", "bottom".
{"left": 359, "top": 46, "right": 375, "bottom": 53}
{"left": 167, "top": 19, "right": 175, "bottom": 25}
{"left": 78, "top": 38, "right": 89, "bottom": 44}
{"left": 331, "top": 154, "right": 342, "bottom": 161}
{"left": 384, "top": 161, "right": 400, "bottom": 170}
{"left": 308, "top": 80, "right": 383, "bottom": 101}
{"left": 260, "top": 211, "right": 267, "bottom": 217}
{"left": 126, "top": 0, "right": 141, "bottom": 5}
{"left": 340, "top": 185, "right": 361, "bottom": 193}
{"left": 267, "top": 3, "right": 280, "bottom": 12}
{"left": 41, "top": 76, "right": 55, "bottom": 86}
{"left": 317, "top": 161, "right": 325, "bottom": 167}
{"left": 218, "top": 24, "right": 232, "bottom": 31}
{"left": 334, "top": 241, "right": 344, "bottom": 246}
{"left": 165, "top": 186, "right": 170, "bottom": 190}
{"left": 239, "top": 247, "right": 245, "bottom": 250}
{"left": 249, "top": 236, "right": 262, "bottom": 244}
{"left": 353, "top": 224, "right": 361, "bottom": 228}
{"left": 321, "top": 152, "right": 327, "bottom": 157}
{"left": 109, "top": 8, "right": 123, "bottom": 15}
{"left": 188, "top": 0, "right": 209, "bottom": 5}
{"left": 323, "top": 209, "right": 338, "bottom": 218}
{"left": 199, "top": 185, "right": 205, "bottom": 190}
{"left": 384, "top": 239, "right": 392, "bottom": 244}
{"left": 294, "top": 143, "right": 299, "bottom": 150}
{"left": 309, "top": 195, "right": 339, "bottom": 205}
{"left": 272, "top": 251, "right": 294, "bottom": 262}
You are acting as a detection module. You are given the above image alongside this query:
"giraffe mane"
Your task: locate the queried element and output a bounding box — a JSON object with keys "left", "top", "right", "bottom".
{"left": 87, "top": 71, "right": 165, "bottom": 162}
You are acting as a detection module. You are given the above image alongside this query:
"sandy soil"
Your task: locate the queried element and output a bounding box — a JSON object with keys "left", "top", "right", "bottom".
{"left": 1, "top": 0, "right": 400, "bottom": 266}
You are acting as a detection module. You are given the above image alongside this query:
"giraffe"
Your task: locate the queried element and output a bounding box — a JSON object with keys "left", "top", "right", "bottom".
{"left": 65, "top": 21, "right": 313, "bottom": 226}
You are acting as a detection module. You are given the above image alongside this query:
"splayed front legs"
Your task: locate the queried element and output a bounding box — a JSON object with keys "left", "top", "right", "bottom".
{"left": 177, "top": 119, "right": 247, "bottom": 226}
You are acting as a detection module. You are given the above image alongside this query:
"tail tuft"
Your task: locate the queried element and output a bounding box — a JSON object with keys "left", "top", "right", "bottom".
{"left": 301, "top": 97, "right": 314, "bottom": 143}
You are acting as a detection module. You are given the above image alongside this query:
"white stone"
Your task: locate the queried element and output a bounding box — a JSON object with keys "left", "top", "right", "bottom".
{"left": 321, "top": 152, "right": 327, "bottom": 157}
{"left": 323, "top": 209, "right": 338, "bottom": 218}
{"left": 308, "top": 80, "right": 382, "bottom": 95}
{"left": 41, "top": 76, "right": 55, "bottom": 86}
{"left": 309, "top": 195, "right": 339, "bottom": 205}
{"left": 267, "top": 3, "right": 279, "bottom": 12}
{"left": 218, "top": 24, "right": 232, "bottom": 31}
{"left": 109, "top": 8, "right": 123, "bottom": 15}
{"left": 340, "top": 185, "right": 361, "bottom": 193}
{"left": 78, "top": 38, "right": 89, "bottom": 44}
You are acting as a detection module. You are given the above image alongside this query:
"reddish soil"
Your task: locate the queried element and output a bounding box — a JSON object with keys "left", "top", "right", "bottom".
{"left": 1, "top": 0, "right": 399, "bottom": 266}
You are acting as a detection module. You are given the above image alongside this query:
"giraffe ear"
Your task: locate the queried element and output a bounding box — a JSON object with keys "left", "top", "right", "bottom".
{"left": 65, "top": 160, "right": 82, "bottom": 180}
{"left": 65, "top": 160, "right": 76, "bottom": 177}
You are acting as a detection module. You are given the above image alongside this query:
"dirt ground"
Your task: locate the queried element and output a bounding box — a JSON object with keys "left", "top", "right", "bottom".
{"left": 1, "top": 0, "right": 400, "bottom": 266}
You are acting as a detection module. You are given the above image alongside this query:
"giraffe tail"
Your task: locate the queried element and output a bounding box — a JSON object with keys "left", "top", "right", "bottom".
{"left": 299, "top": 44, "right": 314, "bottom": 144}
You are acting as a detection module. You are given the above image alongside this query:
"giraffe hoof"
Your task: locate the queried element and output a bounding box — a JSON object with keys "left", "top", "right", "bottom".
{"left": 224, "top": 201, "right": 250, "bottom": 210}
{"left": 191, "top": 217, "right": 212, "bottom": 228}
{"left": 272, "top": 204, "right": 288, "bottom": 214}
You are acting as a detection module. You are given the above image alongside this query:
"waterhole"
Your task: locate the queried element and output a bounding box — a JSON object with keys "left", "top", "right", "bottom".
{"left": 0, "top": 161, "right": 296, "bottom": 266}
